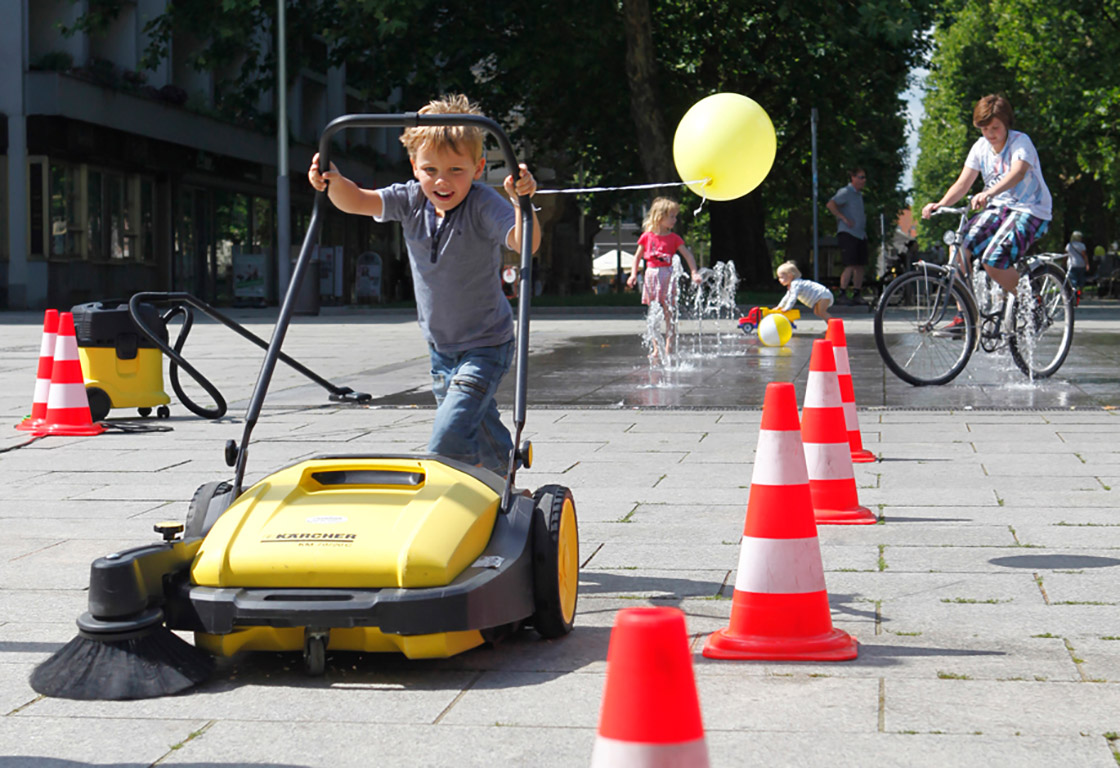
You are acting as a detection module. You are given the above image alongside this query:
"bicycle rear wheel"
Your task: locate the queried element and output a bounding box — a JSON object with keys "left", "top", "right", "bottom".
{"left": 1008, "top": 263, "right": 1075, "bottom": 378}
{"left": 874, "top": 270, "right": 977, "bottom": 385}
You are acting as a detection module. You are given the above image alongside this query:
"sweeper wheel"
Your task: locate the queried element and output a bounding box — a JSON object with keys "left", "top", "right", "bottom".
{"left": 303, "top": 630, "right": 328, "bottom": 676}
{"left": 530, "top": 485, "right": 579, "bottom": 639}
{"left": 185, "top": 481, "right": 233, "bottom": 540}
{"left": 138, "top": 407, "right": 152, "bottom": 418}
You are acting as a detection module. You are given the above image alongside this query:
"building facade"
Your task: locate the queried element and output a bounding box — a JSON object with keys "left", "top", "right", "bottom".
{"left": 1, "top": 0, "right": 410, "bottom": 310}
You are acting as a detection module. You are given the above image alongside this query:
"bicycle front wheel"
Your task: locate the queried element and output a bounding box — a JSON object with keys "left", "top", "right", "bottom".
{"left": 874, "top": 270, "right": 977, "bottom": 386}
{"left": 1008, "top": 263, "right": 1075, "bottom": 378}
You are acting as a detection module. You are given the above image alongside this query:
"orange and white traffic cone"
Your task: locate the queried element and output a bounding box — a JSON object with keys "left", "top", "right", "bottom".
{"left": 825, "top": 318, "right": 876, "bottom": 463}
{"left": 703, "top": 382, "right": 858, "bottom": 661}
{"left": 803, "top": 339, "right": 875, "bottom": 525}
{"left": 591, "top": 607, "right": 709, "bottom": 767}
{"left": 16, "top": 309, "right": 59, "bottom": 432}
{"left": 33, "top": 312, "right": 105, "bottom": 437}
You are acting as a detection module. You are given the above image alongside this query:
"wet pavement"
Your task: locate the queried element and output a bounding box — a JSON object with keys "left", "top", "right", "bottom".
{"left": 368, "top": 302, "right": 1120, "bottom": 410}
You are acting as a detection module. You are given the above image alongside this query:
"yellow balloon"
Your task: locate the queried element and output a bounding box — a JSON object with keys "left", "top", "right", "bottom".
{"left": 673, "top": 93, "right": 777, "bottom": 201}
{"left": 757, "top": 313, "right": 793, "bottom": 347}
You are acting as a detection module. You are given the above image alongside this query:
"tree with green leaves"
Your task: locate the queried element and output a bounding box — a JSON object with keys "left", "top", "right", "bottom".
{"left": 74, "top": 0, "right": 936, "bottom": 289}
{"left": 318, "top": 0, "right": 936, "bottom": 286}
{"left": 913, "top": 0, "right": 1120, "bottom": 255}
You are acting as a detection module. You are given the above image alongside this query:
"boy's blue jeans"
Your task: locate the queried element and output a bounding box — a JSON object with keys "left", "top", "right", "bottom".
{"left": 427, "top": 339, "right": 515, "bottom": 477}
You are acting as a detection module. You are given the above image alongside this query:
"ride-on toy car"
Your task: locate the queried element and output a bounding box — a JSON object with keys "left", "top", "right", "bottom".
{"left": 737, "top": 306, "right": 800, "bottom": 334}
{"left": 30, "top": 113, "right": 579, "bottom": 701}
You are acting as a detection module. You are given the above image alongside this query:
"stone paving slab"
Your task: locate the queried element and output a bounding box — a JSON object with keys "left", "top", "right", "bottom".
{"left": 160, "top": 721, "right": 595, "bottom": 768}
{"left": 0, "top": 716, "right": 213, "bottom": 766}
{"left": 885, "top": 678, "right": 1120, "bottom": 735}
{"left": 3, "top": 310, "right": 1120, "bottom": 766}
{"left": 27, "top": 666, "right": 482, "bottom": 724}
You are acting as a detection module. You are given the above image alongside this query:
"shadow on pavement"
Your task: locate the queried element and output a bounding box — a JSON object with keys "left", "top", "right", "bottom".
{"left": 989, "top": 554, "right": 1120, "bottom": 569}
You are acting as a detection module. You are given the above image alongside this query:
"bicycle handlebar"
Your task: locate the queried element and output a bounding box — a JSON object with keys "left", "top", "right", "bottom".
{"left": 933, "top": 205, "right": 969, "bottom": 216}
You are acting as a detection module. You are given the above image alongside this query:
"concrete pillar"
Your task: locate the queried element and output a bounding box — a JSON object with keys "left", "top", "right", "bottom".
{"left": 2, "top": 0, "right": 29, "bottom": 308}
{"left": 327, "top": 63, "right": 346, "bottom": 119}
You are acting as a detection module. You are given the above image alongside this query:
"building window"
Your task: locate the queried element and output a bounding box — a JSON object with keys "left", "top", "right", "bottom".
{"left": 214, "top": 189, "right": 250, "bottom": 301}
{"left": 140, "top": 178, "right": 155, "bottom": 259}
{"left": 86, "top": 168, "right": 102, "bottom": 260}
{"left": 252, "top": 196, "right": 273, "bottom": 253}
{"left": 49, "top": 162, "right": 83, "bottom": 258}
{"left": 107, "top": 172, "right": 128, "bottom": 259}
{"left": 85, "top": 168, "right": 156, "bottom": 262}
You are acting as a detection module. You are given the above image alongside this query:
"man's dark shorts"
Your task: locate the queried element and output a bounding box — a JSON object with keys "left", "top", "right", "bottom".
{"left": 838, "top": 232, "right": 868, "bottom": 268}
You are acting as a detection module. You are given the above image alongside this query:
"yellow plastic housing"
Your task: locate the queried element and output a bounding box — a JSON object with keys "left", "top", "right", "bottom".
{"left": 79, "top": 347, "right": 170, "bottom": 409}
{"left": 190, "top": 457, "right": 501, "bottom": 589}
{"left": 195, "top": 626, "right": 485, "bottom": 659}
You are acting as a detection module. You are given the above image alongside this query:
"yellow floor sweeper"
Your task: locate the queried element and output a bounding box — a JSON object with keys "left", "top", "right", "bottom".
{"left": 30, "top": 113, "right": 578, "bottom": 700}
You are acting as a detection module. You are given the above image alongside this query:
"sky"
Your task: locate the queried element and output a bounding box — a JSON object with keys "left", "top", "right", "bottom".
{"left": 901, "top": 67, "right": 929, "bottom": 196}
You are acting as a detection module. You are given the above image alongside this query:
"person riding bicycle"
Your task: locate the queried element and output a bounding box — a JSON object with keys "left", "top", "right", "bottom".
{"left": 1065, "top": 231, "right": 1087, "bottom": 296}
{"left": 920, "top": 94, "right": 1052, "bottom": 332}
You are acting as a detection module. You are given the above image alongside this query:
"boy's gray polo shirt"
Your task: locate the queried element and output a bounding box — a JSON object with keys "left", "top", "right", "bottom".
{"left": 830, "top": 183, "right": 866, "bottom": 240}
{"left": 377, "top": 180, "right": 515, "bottom": 354}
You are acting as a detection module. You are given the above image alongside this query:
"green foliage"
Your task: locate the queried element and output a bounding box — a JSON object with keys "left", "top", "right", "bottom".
{"left": 67, "top": 0, "right": 937, "bottom": 287}
{"left": 913, "top": 0, "right": 1120, "bottom": 250}
{"left": 32, "top": 51, "right": 75, "bottom": 72}
{"left": 61, "top": 0, "right": 129, "bottom": 36}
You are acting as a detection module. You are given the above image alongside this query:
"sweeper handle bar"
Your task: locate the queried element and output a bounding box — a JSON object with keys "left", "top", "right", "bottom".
{"left": 231, "top": 113, "right": 535, "bottom": 500}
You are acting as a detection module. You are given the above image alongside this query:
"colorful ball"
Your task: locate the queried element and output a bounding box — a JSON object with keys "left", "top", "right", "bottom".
{"left": 673, "top": 93, "right": 777, "bottom": 201}
{"left": 757, "top": 313, "right": 793, "bottom": 347}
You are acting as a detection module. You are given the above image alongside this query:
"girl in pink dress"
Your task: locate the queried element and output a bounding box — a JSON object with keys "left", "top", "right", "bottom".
{"left": 626, "top": 198, "right": 702, "bottom": 361}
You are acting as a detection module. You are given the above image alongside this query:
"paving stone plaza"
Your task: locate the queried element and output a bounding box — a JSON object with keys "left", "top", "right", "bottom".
{"left": 2, "top": 303, "right": 1119, "bottom": 766}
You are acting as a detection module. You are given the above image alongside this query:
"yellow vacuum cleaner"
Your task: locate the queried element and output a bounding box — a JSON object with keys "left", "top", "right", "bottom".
{"left": 73, "top": 300, "right": 172, "bottom": 422}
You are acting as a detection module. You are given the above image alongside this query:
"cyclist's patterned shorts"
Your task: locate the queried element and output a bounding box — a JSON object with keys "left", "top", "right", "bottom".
{"left": 962, "top": 207, "right": 1049, "bottom": 270}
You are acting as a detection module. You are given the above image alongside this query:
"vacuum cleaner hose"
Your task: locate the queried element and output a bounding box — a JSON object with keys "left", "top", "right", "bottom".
{"left": 162, "top": 305, "right": 229, "bottom": 419}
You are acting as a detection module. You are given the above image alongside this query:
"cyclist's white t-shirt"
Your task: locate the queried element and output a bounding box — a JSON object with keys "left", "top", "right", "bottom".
{"left": 965, "top": 130, "right": 1052, "bottom": 220}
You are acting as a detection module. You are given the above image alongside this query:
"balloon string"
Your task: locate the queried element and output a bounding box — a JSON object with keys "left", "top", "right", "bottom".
{"left": 693, "top": 183, "right": 710, "bottom": 216}
{"left": 535, "top": 178, "right": 711, "bottom": 196}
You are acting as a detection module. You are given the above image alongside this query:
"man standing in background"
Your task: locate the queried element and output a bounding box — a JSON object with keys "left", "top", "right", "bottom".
{"left": 827, "top": 168, "right": 868, "bottom": 304}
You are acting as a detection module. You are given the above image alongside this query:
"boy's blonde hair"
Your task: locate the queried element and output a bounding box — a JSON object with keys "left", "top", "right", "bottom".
{"left": 643, "top": 197, "right": 680, "bottom": 232}
{"left": 399, "top": 94, "right": 485, "bottom": 161}
{"left": 777, "top": 261, "right": 801, "bottom": 280}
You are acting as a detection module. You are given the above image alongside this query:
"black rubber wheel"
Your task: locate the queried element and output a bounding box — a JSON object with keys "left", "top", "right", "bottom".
{"left": 874, "top": 270, "right": 977, "bottom": 386}
{"left": 86, "top": 387, "right": 111, "bottom": 422}
{"left": 157, "top": 405, "right": 170, "bottom": 419}
{"left": 304, "top": 635, "right": 326, "bottom": 676}
{"left": 138, "top": 407, "right": 152, "bottom": 418}
{"left": 530, "top": 485, "right": 579, "bottom": 639}
{"left": 185, "top": 481, "right": 232, "bottom": 539}
{"left": 1008, "top": 262, "right": 1075, "bottom": 379}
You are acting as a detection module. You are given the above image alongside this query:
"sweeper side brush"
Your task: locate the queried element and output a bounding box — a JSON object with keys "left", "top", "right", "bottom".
{"left": 30, "top": 610, "right": 213, "bottom": 700}
{"left": 30, "top": 522, "right": 215, "bottom": 700}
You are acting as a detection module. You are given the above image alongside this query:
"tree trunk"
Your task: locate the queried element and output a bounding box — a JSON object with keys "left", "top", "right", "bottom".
{"left": 709, "top": 194, "right": 771, "bottom": 288}
{"left": 784, "top": 206, "right": 813, "bottom": 273}
{"left": 620, "top": 0, "right": 675, "bottom": 184}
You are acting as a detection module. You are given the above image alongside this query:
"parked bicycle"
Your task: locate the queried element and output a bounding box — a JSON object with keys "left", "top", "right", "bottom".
{"left": 873, "top": 205, "right": 1075, "bottom": 385}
